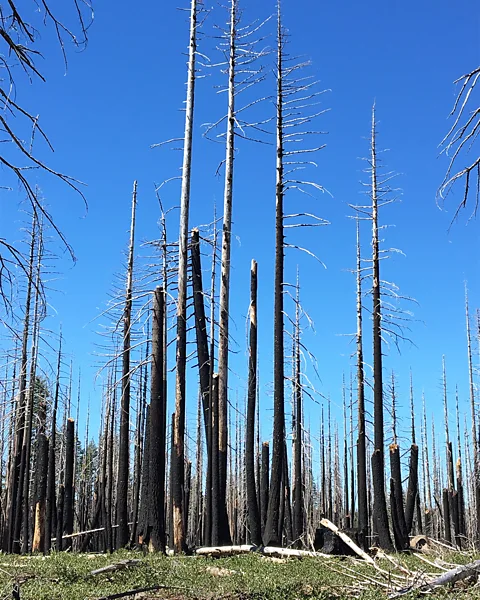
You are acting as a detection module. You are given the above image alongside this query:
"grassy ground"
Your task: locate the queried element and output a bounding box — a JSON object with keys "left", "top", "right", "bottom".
{"left": 0, "top": 549, "right": 478, "bottom": 600}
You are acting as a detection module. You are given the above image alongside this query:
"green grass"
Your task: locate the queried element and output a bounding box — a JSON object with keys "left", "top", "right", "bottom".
{"left": 0, "top": 550, "right": 478, "bottom": 600}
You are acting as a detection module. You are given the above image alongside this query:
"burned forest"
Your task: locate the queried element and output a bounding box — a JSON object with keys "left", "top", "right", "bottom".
{"left": 0, "top": 0, "right": 479, "bottom": 599}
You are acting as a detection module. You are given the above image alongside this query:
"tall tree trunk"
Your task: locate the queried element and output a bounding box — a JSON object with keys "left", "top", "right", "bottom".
{"left": 293, "top": 277, "right": 303, "bottom": 546}
{"left": 246, "top": 260, "right": 261, "bottom": 545}
{"left": 211, "top": 374, "right": 220, "bottom": 546}
{"left": 264, "top": 4, "right": 285, "bottom": 547}
{"left": 370, "top": 107, "right": 393, "bottom": 551}
{"left": 130, "top": 338, "right": 148, "bottom": 546}
{"left": 63, "top": 419, "right": 75, "bottom": 549}
{"left": 173, "top": 0, "right": 198, "bottom": 554}
{"left": 8, "top": 215, "right": 36, "bottom": 553}
{"left": 260, "top": 441, "right": 270, "bottom": 538}
{"left": 45, "top": 334, "right": 62, "bottom": 554}
{"left": 32, "top": 432, "right": 48, "bottom": 553}
{"left": 465, "top": 287, "right": 480, "bottom": 544}
{"left": 116, "top": 181, "right": 138, "bottom": 548}
{"left": 216, "top": 0, "right": 238, "bottom": 547}
{"left": 355, "top": 220, "right": 368, "bottom": 539}
{"left": 149, "top": 287, "right": 167, "bottom": 552}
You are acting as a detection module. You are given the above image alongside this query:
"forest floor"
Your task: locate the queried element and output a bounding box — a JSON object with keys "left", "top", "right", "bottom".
{"left": 0, "top": 548, "right": 479, "bottom": 600}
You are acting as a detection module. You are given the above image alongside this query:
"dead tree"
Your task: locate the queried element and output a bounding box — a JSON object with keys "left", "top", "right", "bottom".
{"left": 438, "top": 67, "right": 480, "bottom": 222}
{"left": 44, "top": 334, "right": 62, "bottom": 553}
{"left": 116, "top": 181, "right": 138, "bottom": 548}
{"left": 292, "top": 275, "right": 304, "bottom": 546}
{"left": 389, "top": 373, "right": 408, "bottom": 550}
{"left": 63, "top": 419, "right": 75, "bottom": 549}
{"left": 265, "top": 0, "right": 328, "bottom": 547}
{"left": 370, "top": 106, "right": 393, "bottom": 551}
{"left": 246, "top": 260, "right": 261, "bottom": 545}
{"left": 148, "top": 287, "right": 167, "bottom": 552}
{"left": 465, "top": 286, "right": 480, "bottom": 544}
{"left": 6, "top": 214, "right": 37, "bottom": 553}
{"left": 0, "top": 1, "right": 92, "bottom": 301}
{"left": 354, "top": 220, "right": 368, "bottom": 539}
{"left": 172, "top": 0, "right": 198, "bottom": 554}
{"left": 404, "top": 373, "right": 420, "bottom": 535}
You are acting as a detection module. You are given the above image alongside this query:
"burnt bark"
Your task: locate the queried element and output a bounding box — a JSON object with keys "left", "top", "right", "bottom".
{"left": 149, "top": 287, "right": 167, "bottom": 552}
{"left": 246, "top": 260, "right": 261, "bottom": 545}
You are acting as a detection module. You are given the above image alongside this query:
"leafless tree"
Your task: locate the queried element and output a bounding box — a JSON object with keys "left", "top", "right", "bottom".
{"left": 438, "top": 67, "right": 480, "bottom": 222}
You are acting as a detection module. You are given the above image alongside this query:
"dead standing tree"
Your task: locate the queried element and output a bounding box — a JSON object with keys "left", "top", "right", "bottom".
{"left": 438, "top": 67, "right": 480, "bottom": 222}
{"left": 172, "top": 0, "right": 199, "bottom": 554}
{"left": 0, "top": 1, "right": 92, "bottom": 307}
{"left": 264, "top": 0, "right": 329, "bottom": 547}
{"left": 352, "top": 106, "right": 415, "bottom": 551}
{"left": 203, "top": 0, "right": 271, "bottom": 545}
{"left": 116, "top": 181, "right": 138, "bottom": 548}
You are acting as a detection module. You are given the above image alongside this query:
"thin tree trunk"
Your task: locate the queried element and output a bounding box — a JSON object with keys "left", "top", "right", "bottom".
{"left": 116, "top": 181, "right": 138, "bottom": 548}
{"left": 45, "top": 335, "right": 62, "bottom": 554}
{"left": 264, "top": 4, "right": 285, "bottom": 547}
{"left": 9, "top": 215, "right": 36, "bottom": 553}
{"left": 216, "top": 0, "right": 238, "bottom": 547}
{"left": 465, "top": 287, "right": 480, "bottom": 544}
{"left": 149, "top": 287, "right": 167, "bottom": 552}
{"left": 293, "top": 277, "right": 303, "bottom": 545}
{"left": 370, "top": 107, "right": 393, "bottom": 551}
{"left": 246, "top": 260, "right": 261, "bottom": 545}
{"left": 63, "top": 419, "right": 75, "bottom": 549}
{"left": 355, "top": 220, "right": 368, "bottom": 539}
{"left": 173, "top": 0, "right": 198, "bottom": 554}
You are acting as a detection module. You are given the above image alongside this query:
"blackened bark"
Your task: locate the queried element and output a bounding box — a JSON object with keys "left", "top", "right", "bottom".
{"left": 138, "top": 405, "right": 151, "bottom": 545}
{"left": 56, "top": 485, "right": 64, "bottom": 552}
{"left": 443, "top": 488, "right": 452, "bottom": 545}
{"left": 246, "top": 260, "right": 261, "bottom": 545}
{"left": 404, "top": 444, "right": 419, "bottom": 535}
{"left": 260, "top": 441, "right": 270, "bottom": 537}
{"left": 32, "top": 434, "right": 48, "bottom": 552}
{"left": 371, "top": 109, "right": 393, "bottom": 552}
{"left": 264, "top": 5, "right": 285, "bottom": 549}
{"left": 389, "top": 444, "right": 408, "bottom": 550}
{"left": 149, "top": 287, "right": 167, "bottom": 552}
{"left": 211, "top": 374, "right": 220, "bottom": 546}
{"left": 45, "top": 337, "right": 62, "bottom": 554}
{"left": 63, "top": 419, "right": 75, "bottom": 549}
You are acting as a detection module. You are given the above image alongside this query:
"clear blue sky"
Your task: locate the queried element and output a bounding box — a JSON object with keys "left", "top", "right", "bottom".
{"left": 2, "top": 0, "right": 479, "bottom": 463}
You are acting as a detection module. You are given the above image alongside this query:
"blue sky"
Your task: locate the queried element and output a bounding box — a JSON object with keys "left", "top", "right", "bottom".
{"left": 1, "top": 0, "right": 479, "bottom": 465}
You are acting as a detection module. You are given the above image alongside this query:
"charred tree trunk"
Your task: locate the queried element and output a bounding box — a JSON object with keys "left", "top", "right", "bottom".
{"left": 149, "top": 287, "right": 167, "bottom": 552}
{"left": 45, "top": 335, "right": 62, "bottom": 554}
{"left": 32, "top": 434, "right": 48, "bottom": 553}
{"left": 405, "top": 444, "right": 419, "bottom": 535}
{"left": 246, "top": 260, "right": 261, "bottom": 545}
{"left": 355, "top": 220, "right": 368, "bottom": 539}
{"left": 260, "top": 441, "right": 270, "bottom": 537}
{"left": 7, "top": 215, "right": 36, "bottom": 554}
{"left": 116, "top": 181, "right": 137, "bottom": 548}
{"left": 211, "top": 374, "right": 220, "bottom": 546}
{"left": 293, "top": 279, "right": 303, "bottom": 546}
{"left": 56, "top": 485, "right": 64, "bottom": 552}
{"left": 389, "top": 444, "right": 408, "bottom": 550}
{"left": 370, "top": 108, "right": 393, "bottom": 552}
{"left": 264, "top": 4, "right": 285, "bottom": 548}
{"left": 216, "top": 0, "right": 238, "bottom": 548}
{"left": 63, "top": 419, "right": 75, "bottom": 549}
{"left": 173, "top": 0, "right": 198, "bottom": 554}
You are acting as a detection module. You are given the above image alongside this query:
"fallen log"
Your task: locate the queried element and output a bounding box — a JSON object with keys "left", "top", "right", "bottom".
{"left": 196, "top": 545, "right": 255, "bottom": 556}
{"left": 90, "top": 559, "right": 142, "bottom": 576}
{"left": 195, "top": 544, "right": 330, "bottom": 559}
{"left": 320, "top": 518, "right": 375, "bottom": 566}
{"left": 390, "top": 558, "right": 480, "bottom": 598}
{"left": 91, "top": 584, "right": 187, "bottom": 600}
